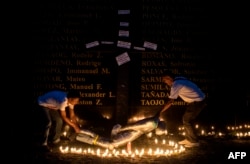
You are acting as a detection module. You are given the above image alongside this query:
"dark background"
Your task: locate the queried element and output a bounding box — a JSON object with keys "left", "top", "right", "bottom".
{"left": 31, "top": 0, "right": 249, "bottom": 128}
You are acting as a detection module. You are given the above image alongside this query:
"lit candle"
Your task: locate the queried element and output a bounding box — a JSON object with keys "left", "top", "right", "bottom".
{"left": 146, "top": 132, "right": 152, "bottom": 138}
{"left": 155, "top": 138, "right": 158, "bottom": 144}
{"left": 127, "top": 142, "right": 131, "bottom": 153}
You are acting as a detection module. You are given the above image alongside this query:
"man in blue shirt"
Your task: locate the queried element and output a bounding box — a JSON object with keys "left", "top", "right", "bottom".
{"left": 160, "top": 71, "right": 206, "bottom": 148}
{"left": 37, "top": 90, "right": 81, "bottom": 152}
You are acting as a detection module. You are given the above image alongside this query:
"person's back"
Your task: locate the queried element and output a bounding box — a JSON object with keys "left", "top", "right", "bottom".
{"left": 170, "top": 76, "right": 205, "bottom": 103}
{"left": 38, "top": 90, "right": 67, "bottom": 110}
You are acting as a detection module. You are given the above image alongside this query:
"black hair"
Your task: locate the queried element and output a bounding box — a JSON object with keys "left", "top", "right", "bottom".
{"left": 67, "top": 90, "right": 80, "bottom": 98}
{"left": 162, "top": 70, "right": 176, "bottom": 78}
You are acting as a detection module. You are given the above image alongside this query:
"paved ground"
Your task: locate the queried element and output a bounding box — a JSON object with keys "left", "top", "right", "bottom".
{"left": 25, "top": 134, "right": 250, "bottom": 164}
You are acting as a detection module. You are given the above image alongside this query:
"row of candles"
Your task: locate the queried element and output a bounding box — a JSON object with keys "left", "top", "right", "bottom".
{"left": 58, "top": 123, "right": 249, "bottom": 157}
{"left": 59, "top": 139, "right": 185, "bottom": 157}
{"left": 178, "top": 123, "right": 250, "bottom": 138}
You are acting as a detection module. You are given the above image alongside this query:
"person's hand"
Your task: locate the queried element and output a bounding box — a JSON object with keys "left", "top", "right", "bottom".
{"left": 70, "top": 116, "right": 78, "bottom": 124}
{"left": 73, "top": 124, "right": 81, "bottom": 133}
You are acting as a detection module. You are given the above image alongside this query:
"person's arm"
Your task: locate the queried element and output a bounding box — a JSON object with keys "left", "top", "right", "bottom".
{"left": 160, "top": 99, "right": 174, "bottom": 115}
{"left": 60, "top": 110, "right": 80, "bottom": 133}
{"left": 68, "top": 105, "right": 78, "bottom": 124}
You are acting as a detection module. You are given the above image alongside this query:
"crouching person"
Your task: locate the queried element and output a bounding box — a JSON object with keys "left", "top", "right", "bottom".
{"left": 37, "top": 90, "right": 81, "bottom": 152}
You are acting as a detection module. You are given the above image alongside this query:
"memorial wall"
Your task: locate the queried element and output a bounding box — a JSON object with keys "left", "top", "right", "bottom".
{"left": 32, "top": 0, "right": 214, "bottom": 124}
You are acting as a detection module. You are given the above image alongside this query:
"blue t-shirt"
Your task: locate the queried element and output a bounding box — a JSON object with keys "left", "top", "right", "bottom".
{"left": 169, "top": 77, "right": 205, "bottom": 103}
{"left": 38, "top": 90, "right": 68, "bottom": 111}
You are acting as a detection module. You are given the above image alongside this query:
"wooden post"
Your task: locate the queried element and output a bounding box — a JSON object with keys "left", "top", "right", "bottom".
{"left": 115, "top": 62, "right": 129, "bottom": 125}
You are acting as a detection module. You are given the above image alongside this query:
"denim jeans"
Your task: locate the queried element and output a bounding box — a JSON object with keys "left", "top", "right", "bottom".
{"left": 182, "top": 100, "right": 206, "bottom": 143}
{"left": 40, "top": 107, "right": 63, "bottom": 145}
